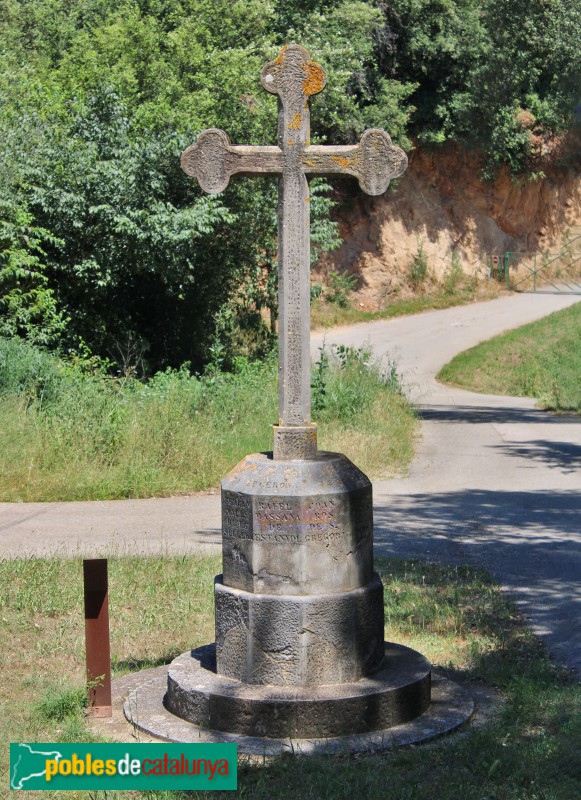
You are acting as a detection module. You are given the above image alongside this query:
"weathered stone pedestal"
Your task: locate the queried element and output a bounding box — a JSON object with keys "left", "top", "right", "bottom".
{"left": 125, "top": 451, "right": 443, "bottom": 744}
{"left": 216, "top": 452, "right": 384, "bottom": 689}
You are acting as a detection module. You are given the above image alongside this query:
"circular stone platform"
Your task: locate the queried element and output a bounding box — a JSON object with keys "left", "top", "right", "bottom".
{"left": 123, "top": 643, "right": 474, "bottom": 754}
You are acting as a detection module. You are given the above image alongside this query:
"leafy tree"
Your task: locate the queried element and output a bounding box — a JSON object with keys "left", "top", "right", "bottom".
{"left": 376, "top": 0, "right": 581, "bottom": 171}
{"left": 1, "top": 0, "right": 580, "bottom": 372}
{"left": 470, "top": 0, "right": 581, "bottom": 173}
{"left": 0, "top": 199, "right": 67, "bottom": 345}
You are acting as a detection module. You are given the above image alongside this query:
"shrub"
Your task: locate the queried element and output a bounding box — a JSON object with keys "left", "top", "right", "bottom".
{"left": 408, "top": 239, "right": 429, "bottom": 290}
{"left": 325, "top": 271, "right": 358, "bottom": 307}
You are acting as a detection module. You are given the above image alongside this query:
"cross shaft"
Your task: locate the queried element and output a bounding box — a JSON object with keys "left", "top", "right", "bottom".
{"left": 181, "top": 44, "right": 408, "bottom": 459}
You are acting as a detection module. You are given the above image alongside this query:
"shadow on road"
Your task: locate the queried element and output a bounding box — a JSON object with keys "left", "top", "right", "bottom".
{"left": 374, "top": 488, "right": 580, "bottom": 549}
{"left": 418, "top": 404, "right": 581, "bottom": 426}
{"left": 492, "top": 440, "right": 581, "bottom": 472}
{"left": 373, "top": 488, "right": 580, "bottom": 669}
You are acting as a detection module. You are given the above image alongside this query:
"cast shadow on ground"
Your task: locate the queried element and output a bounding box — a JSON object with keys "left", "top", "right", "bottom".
{"left": 373, "top": 488, "right": 581, "bottom": 671}
{"left": 417, "top": 404, "right": 581, "bottom": 426}
{"left": 491, "top": 440, "right": 581, "bottom": 472}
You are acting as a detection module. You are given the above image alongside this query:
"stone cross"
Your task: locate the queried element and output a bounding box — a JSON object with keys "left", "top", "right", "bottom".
{"left": 181, "top": 44, "right": 408, "bottom": 459}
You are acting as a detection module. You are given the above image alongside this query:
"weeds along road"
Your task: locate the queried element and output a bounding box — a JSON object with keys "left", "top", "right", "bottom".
{"left": 2, "top": 292, "right": 580, "bottom": 674}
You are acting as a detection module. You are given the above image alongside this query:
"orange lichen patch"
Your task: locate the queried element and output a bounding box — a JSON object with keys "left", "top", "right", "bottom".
{"left": 305, "top": 196, "right": 310, "bottom": 202}
{"left": 302, "top": 62, "right": 326, "bottom": 96}
{"left": 288, "top": 112, "right": 302, "bottom": 130}
{"left": 275, "top": 45, "right": 288, "bottom": 64}
{"left": 331, "top": 155, "right": 351, "bottom": 169}
{"left": 288, "top": 140, "right": 293, "bottom": 147}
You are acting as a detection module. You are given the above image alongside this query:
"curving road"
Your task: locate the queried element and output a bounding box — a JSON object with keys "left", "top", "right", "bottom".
{"left": 1, "top": 293, "right": 580, "bottom": 673}
{"left": 312, "top": 293, "right": 581, "bottom": 675}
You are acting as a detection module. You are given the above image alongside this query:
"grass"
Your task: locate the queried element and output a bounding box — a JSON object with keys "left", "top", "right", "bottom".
{"left": 310, "top": 282, "right": 503, "bottom": 330}
{"left": 437, "top": 302, "right": 581, "bottom": 412}
{"left": 1, "top": 555, "right": 578, "bottom": 799}
{"left": 0, "top": 338, "right": 417, "bottom": 501}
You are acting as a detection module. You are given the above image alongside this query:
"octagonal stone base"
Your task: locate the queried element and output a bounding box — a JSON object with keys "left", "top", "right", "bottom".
{"left": 221, "top": 451, "right": 374, "bottom": 596}
{"left": 215, "top": 575, "right": 385, "bottom": 685}
{"left": 156, "top": 642, "right": 431, "bottom": 740}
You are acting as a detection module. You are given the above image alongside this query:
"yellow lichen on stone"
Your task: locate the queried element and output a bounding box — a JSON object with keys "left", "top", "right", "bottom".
{"left": 288, "top": 113, "right": 302, "bottom": 130}
{"left": 275, "top": 45, "right": 288, "bottom": 64}
{"left": 331, "top": 156, "right": 351, "bottom": 169}
{"left": 302, "top": 62, "right": 325, "bottom": 96}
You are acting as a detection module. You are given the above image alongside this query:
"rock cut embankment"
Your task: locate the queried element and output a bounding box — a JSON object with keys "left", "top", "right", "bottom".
{"left": 322, "top": 145, "right": 581, "bottom": 306}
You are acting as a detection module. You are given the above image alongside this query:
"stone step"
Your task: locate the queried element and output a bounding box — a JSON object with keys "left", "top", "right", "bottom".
{"left": 164, "top": 642, "right": 431, "bottom": 739}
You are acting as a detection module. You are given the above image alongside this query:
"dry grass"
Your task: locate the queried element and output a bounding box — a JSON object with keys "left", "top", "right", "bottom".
{"left": 319, "top": 392, "right": 416, "bottom": 479}
{"left": 310, "top": 283, "right": 504, "bottom": 331}
{"left": 1, "top": 555, "right": 578, "bottom": 800}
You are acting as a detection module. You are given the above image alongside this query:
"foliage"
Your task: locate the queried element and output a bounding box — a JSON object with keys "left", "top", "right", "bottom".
{"left": 442, "top": 250, "right": 463, "bottom": 295}
{"left": 325, "top": 270, "right": 358, "bottom": 307}
{"left": 0, "top": 0, "right": 579, "bottom": 368}
{"left": 1, "top": 1, "right": 372, "bottom": 370}
{"left": 311, "top": 345, "right": 329, "bottom": 414}
{"left": 310, "top": 343, "right": 404, "bottom": 423}
{"left": 0, "top": 198, "right": 68, "bottom": 345}
{"left": 0, "top": 335, "right": 416, "bottom": 499}
{"left": 285, "top": 0, "right": 415, "bottom": 147}
{"left": 376, "top": 0, "right": 581, "bottom": 172}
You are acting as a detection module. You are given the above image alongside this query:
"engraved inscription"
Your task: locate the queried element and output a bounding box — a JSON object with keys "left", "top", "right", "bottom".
{"left": 303, "top": 529, "right": 341, "bottom": 543}
{"left": 307, "top": 498, "right": 336, "bottom": 521}
{"left": 254, "top": 532, "right": 301, "bottom": 544}
{"left": 251, "top": 494, "right": 346, "bottom": 545}
{"left": 245, "top": 480, "right": 293, "bottom": 490}
{"left": 222, "top": 492, "right": 253, "bottom": 540}
{"left": 255, "top": 504, "right": 301, "bottom": 522}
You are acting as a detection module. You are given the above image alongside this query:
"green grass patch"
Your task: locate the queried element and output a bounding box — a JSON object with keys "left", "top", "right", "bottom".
{"left": 0, "top": 555, "right": 578, "bottom": 799}
{"left": 0, "top": 338, "right": 417, "bottom": 501}
{"left": 437, "top": 302, "right": 581, "bottom": 411}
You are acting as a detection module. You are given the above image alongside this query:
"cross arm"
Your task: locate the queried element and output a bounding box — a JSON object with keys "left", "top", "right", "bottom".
{"left": 302, "top": 129, "right": 408, "bottom": 195}
{"left": 181, "top": 128, "right": 283, "bottom": 194}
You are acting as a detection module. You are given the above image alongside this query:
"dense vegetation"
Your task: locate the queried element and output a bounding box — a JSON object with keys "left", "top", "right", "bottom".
{"left": 0, "top": 336, "right": 416, "bottom": 499}
{"left": 1, "top": 0, "right": 580, "bottom": 371}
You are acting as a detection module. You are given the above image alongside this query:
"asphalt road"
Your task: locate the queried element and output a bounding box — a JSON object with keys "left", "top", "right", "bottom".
{"left": 312, "top": 292, "right": 581, "bottom": 675}
{"left": 1, "top": 292, "right": 580, "bottom": 674}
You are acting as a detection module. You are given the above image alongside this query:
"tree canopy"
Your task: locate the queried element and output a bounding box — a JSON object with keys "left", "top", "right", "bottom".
{"left": 1, "top": 0, "right": 579, "bottom": 370}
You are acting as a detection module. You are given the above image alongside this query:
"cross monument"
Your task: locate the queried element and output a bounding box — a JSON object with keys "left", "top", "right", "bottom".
{"left": 181, "top": 44, "right": 407, "bottom": 459}
{"left": 123, "top": 44, "right": 459, "bottom": 750}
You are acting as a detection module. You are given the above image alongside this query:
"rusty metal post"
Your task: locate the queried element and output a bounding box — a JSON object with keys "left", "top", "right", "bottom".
{"left": 83, "top": 559, "right": 112, "bottom": 717}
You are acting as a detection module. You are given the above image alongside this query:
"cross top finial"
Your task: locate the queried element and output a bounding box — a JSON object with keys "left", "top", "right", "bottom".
{"left": 259, "top": 45, "right": 325, "bottom": 157}
{"left": 260, "top": 44, "right": 327, "bottom": 105}
{"left": 181, "top": 44, "right": 408, "bottom": 459}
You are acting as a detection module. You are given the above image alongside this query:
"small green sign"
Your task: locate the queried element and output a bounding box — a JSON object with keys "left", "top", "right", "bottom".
{"left": 10, "top": 743, "right": 237, "bottom": 790}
